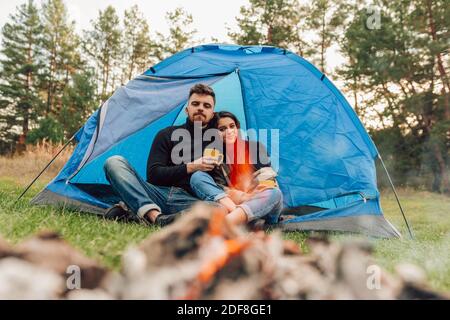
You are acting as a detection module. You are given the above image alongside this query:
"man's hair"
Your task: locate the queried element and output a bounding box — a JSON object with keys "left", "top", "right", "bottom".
{"left": 189, "top": 84, "right": 216, "bottom": 104}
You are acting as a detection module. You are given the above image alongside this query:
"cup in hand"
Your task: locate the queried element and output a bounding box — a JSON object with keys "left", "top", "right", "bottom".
{"left": 203, "top": 148, "right": 224, "bottom": 166}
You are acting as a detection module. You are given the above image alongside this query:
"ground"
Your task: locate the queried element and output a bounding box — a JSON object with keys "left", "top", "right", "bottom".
{"left": 0, "top": 175, "right": 449, "bottom": 292}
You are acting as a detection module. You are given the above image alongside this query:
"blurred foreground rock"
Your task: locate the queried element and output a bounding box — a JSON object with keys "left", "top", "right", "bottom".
{"left": 0, "top": 204, "right": 447, "bottom": 300}
{"left": 118, "top": 203, "right": 447, "bottom": 300}
{"left": 0, "top": 231, "right": 111, "bottom": 299}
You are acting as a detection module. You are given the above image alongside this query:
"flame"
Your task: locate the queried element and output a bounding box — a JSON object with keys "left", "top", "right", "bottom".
{"left": 207, "top": 209, "right": 227, "bottom": 236}
{"left": 199, "top": 210, "right": 250, "bottom": 283}
{"left": 180, "top": 210, "right": 250, "bottom": 299}
{"left": 197, "top": 239, "right": 248, "bottom": 284}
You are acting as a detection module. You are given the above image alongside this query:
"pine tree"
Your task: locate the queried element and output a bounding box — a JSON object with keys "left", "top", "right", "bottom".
{"left": 41, "top": 0, "right": 81, "bottom": 115}
{"left": 121, "top": 5, "right": 152, "bottom": 82}
{"left": 229, "top": 0, "right": 308, "bottom": 55}
{"left": 0, "top": 0, "right": 44, "bottom": 154}
{"left": 60, "top": 69, "right": 98, "bottom": 138}
{"left": 153, "top": 7, "right": 197, "bottom": 61}
{"left": 27, "top": 67, "right": 98, "bottom": 145}
{"left": 83, "top": 6, "right": 122, "bottom": 100}
{"left": 305, "top": 0, "right": 348, "bottom": 73}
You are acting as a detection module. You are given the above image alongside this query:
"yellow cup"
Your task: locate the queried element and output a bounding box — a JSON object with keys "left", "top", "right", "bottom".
{"left": 203, "top": 148, "right": 224, "bottom": 165}
{"left": 258, "top": 180, "right": 277, "bottom": 188}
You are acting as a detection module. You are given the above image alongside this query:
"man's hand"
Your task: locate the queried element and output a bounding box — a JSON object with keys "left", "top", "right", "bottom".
{"left": 187, "top": 157, "right": 216, "bottom": 173}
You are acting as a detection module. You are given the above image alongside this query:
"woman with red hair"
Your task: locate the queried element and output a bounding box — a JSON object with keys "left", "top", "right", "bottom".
{"left": 190, "top": 111, "right": 283, "bottom": 226}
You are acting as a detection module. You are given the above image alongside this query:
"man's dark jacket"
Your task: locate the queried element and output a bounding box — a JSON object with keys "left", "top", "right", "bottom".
{"left": 146, "top": 118, "right": 218, "bottom": 193}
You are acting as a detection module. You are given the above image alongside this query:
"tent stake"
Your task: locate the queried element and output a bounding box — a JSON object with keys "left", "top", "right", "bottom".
{"left": 15, "top": 135, "right": 76, "bottom": 204}
{"left": 378, "top": 154, "right": 414, "bottom": 240}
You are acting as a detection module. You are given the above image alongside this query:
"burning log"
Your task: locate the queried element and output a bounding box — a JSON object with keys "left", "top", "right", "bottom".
{"left": 0, "top": 257, "right": 64, "bottom": 299}
{"left": 0, "top": 236, "right": 16, "bottom": 259}
{"left": 15, "top": 230, "right": 109, "bottom": 290}
{"left": 0, "top": 231, "right": 110, "bottom": 299}
{"left": 119, "top": 204, "right": 448, "bottom": 300}
{"left": 120, "top": 204, "right": 246, "bottom": 300}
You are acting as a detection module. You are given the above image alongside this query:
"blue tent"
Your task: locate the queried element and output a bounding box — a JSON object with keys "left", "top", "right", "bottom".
{"left": 31, "top": 44, "right": 401, "bottom": 238}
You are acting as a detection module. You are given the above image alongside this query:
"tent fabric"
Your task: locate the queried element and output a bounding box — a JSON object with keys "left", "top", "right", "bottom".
{"left": 31, "top": 44, "right": 401, "bottom": 238}
{"left": 280, "top": 215, "right": 400, "bottom": 238}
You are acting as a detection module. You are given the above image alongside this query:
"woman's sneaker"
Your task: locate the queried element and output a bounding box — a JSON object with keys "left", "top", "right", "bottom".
{"left": 140, "top": 212, "right": 180, "bottom": 227}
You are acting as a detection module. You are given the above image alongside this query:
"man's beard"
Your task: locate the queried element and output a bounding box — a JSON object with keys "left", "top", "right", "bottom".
{"left": 191, "top": 113, "right": 208, "bottom": 125}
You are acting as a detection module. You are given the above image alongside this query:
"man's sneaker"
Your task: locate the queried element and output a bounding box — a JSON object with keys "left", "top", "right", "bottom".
{"left": 155, "top": 213, "right": 179, "bottom": 227}
{"left": 104, "top": 202, "right": 131, "bottom": 222}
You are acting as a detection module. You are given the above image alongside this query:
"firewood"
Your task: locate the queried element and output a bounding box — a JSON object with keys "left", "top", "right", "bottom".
{"left": 16, "top": 230, "right": 109, "bottom": 290}
{"left": 0, "top": 258, "right": 64, "bottom": 299}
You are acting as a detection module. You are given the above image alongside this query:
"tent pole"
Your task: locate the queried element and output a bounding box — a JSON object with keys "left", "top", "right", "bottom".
{"left": 15, "top": 135, "right": 76, "bottom": 204}
{"left": 378, "top": 154, "right": 414, "bottom": 240}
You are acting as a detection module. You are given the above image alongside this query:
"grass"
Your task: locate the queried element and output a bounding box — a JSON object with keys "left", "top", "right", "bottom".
{"left": 373, "top": 190, "right": 450, "bottom": 291}
{"left": 0, "top": 149, "right": 449, "bottom": 292}
{"left": 0, "top": 179, "right": 156, "bottom": 269}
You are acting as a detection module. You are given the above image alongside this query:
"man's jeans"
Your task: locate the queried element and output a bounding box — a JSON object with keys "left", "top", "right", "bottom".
{"left": 190, "top": 171, "right": 283, "bottom": 224}
{"left": 104, "top": 156, "right": 199, "bottom": 219}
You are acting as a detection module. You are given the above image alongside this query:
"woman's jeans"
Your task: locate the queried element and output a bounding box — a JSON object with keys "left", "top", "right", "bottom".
{"left": 190, "top": 171, "right": 283, "bottom": 224}
{"left": 104, "top": 156, "right": 200, "bottom": 219}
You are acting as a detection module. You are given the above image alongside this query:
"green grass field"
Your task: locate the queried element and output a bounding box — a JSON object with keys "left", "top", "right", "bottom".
{"left": 0, "top": 177, "right": 449, "bottom": 292}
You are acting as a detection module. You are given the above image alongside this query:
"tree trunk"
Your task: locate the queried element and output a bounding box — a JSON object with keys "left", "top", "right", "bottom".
{"left": 432, "top": 143, "right": 450, "bottom": 193}
{"left": 351, "top": 64, "right": 359, "bottom": 116}
{"left": 105, "top": 63, "right": 110, "bottom": 97}
{"left": 47, "top": 78, "right": 52, "bottom": 114}
{"left": 18, "top": 30, "right": 34, "bottom": 153}
{"left": 101, "top": 55, "right": 108, "bottom": 99}
{"left": 47, "top": 45, "right": 57, "bottom": 115}
{"left": 426, "top": 0, "right": 450, "bottom": 119}
{"left": 128, "top": 38, "right": 136, "bottom": 81}
{"left": 320, "top": 13, "right": 326, "bottom": 73}
{"left": 128, "top": 58, "right": 135, "bottom": 81}
{"left": 267, "top": 25, "right": 273, "bottom": 44}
